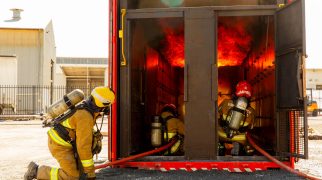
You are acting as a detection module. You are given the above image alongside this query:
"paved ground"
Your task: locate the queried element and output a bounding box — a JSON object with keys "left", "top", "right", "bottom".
{"left": 0, "top": 119, "right": 109, "bottom": 180}
{"left": 97, "top": 168, "right": 304, "bottom": 180}
{"left": 0, "top": 117, "right": 321, "bottom": 179}
{"left": 307, "top": 116, "right": 322, "bottom": 134}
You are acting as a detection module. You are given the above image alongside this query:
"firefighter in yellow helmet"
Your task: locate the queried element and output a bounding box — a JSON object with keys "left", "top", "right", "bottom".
{"left": 160, "top": 104, "right": 185, "bottom": 155}
{"left": 217, "top": 81, "right": 255, "bottom": 156}
{"left": 24, "top": 86, "right": 115, "bottom": 180}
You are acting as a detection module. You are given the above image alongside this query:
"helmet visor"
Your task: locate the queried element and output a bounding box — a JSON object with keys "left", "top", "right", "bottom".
{"left": 102, "top": 102, "right": 111, "bottom": 106}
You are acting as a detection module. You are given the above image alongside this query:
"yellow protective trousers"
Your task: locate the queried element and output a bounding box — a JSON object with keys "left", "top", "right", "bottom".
{"left": 36, "top": 136, "right": 79, "bottom": 180}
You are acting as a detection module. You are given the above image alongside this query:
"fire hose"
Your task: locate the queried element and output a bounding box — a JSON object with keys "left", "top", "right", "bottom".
{"left": 95, "top": 137, "right": 178, "bottom": 169}
{"left": 95, "top": 134, "right": 320, "bottom": 179}
{"left": 246, "top": 132, "right": 321, "bottom": 180}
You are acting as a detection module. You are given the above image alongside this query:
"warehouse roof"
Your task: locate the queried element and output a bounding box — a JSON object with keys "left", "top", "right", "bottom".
{"left": 57, "top": 57, "right": 108, "bottom": 65}
{"left": 56, "top": 57, "right": 108, "bottom": 78}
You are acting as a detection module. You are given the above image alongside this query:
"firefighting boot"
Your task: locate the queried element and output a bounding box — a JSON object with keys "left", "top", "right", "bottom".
{"left": 231, "top": 142, "right": 240, "bottom": 156}
{"left": 244, "top": 145, "right": 255, "bottom": 155}
{"left": 24, "top": 161, "right": 38, "bottom": 180}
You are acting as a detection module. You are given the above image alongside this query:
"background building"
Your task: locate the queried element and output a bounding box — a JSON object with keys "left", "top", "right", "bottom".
{"left": 56, "top": 57, "right": 108, "bottom": 96}
{"left": 306, "top": 69, "right": 322, "bottom": 90}
{"left": 0, "top": 9, "right": 56, "bottom": 86}
{"left": 306, "top": 69, "right": 322, "bottom": 108}
{"left": 0, "top": 9, "right": 56, "bottom": 114}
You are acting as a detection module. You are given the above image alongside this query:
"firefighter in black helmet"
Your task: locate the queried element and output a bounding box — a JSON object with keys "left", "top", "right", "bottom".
{"left": 160, "top": 104, "right": 185, "bottom": 155}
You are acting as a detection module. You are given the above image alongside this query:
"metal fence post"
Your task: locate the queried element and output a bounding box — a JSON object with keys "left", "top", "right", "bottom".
{"left": 32, "top": 85, "right": 36, "bottom": 114}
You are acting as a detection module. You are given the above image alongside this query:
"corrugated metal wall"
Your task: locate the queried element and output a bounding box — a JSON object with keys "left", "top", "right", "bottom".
{"left": 0, "top": 25, "right": 56, "bottom": 114}
{"left": 0, "top": 29, "right": 41, "bottom": 85}
{"left": 306, "top": 69, "right": 322, "bottom": 89}
{"left": 66, "top": 79, "right": 104, "bottom": 97}
{"left": 0, "top": 26, "right": 55, "bottom": 86}
{"left": 0, "top": 56, "right": 17, "bottom": 85}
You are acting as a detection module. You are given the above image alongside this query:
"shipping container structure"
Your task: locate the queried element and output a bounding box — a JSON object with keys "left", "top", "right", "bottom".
{"left": 109, "top": 0, "right": 308, "bottom": 171}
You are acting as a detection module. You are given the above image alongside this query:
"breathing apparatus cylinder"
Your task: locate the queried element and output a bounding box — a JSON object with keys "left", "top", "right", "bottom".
{"left": 227, "top": 96, "right": 248, "bottom": 138}
{"left": 46, "top": 89, "right": 85, "bottom": 119}
{"left": 151, "top": 116, "right": 162, "bottom": 147}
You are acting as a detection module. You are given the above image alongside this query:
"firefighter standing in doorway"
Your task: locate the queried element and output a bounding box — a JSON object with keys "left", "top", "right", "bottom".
{"left": 24, "top": 86, "right": 115, "bottom": 180}
{"left": 217, "top": 81, "right": 256, "bottom": 156}
{"left": 160, "top": 104, "right": 185, "bottom": 155}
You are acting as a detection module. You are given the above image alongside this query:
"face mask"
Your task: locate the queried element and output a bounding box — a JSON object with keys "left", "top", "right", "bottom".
{"left": 102, "top": 106, "right": 110, "bottom": 115}
{"left": 85, "top": 98, "right": 102, "bottom": 113}
{"left": 86, "top": 98, "right": 111, "bottom": 115}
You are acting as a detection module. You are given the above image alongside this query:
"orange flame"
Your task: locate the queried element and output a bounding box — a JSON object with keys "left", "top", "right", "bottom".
{"left": 217, "top": 22, "right": 253, "bottom": 67}
{"left": 161, "top": 28, "right": 184, "bottom": 68}
{"left": 159, "top": 19, "right": 253, "bottom": 68}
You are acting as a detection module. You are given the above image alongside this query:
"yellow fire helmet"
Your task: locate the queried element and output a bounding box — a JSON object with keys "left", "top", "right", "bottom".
{"left": 91, "top": 86, "right": 115, "bottom": 107}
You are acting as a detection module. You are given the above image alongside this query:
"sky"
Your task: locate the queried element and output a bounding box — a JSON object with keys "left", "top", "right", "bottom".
{"left": 305, "top": 0, "right": 322, "bottom": 69}
{"left": 0, "top": 0, "right": 109, "bottom": 58}
{"left": 0, "top": 0, "right": 321, "bottom": 68}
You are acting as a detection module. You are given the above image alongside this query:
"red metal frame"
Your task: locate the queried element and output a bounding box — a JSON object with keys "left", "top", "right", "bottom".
{"left": 289, "top": 112, "right": 295, "bottom": 169}
{"left": 117, "top": 161, "right": 288, "bottom": 172}
{"left": 109, "top": 0, "right": 296, "bottom": 171}
{"left": 110, "top": 0, "right": 118, "bottom": 162}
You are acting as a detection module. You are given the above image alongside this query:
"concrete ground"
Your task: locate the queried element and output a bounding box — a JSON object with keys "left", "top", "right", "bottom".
{"left": 97, "top": 168, "right": 304, "bottom": 180}
{"left": 307, "top": 116, "right": 322, "bottom": 134}
{"left": 0, "top": 118, "right": 321, "bottom": 179}
{"left": 0, "top": 119, "right": 109, "bottom": 180}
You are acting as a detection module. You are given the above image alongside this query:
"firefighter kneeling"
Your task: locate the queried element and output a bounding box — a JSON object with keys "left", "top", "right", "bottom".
{"left": 24, "top": 86, "right": 115, "bottom": 180}
{"left": 151, "top": 104, "right": 185, "bottom": 155}
{"left": 218, "top": 81, "right": 255, "bottom": 156}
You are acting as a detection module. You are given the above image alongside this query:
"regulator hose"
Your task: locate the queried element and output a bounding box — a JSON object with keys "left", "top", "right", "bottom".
{"left": 246, "top": 132, "right": 321, "bottom": 180}
{"left": 95, "top": 137, "right": 178, "bottom": 169}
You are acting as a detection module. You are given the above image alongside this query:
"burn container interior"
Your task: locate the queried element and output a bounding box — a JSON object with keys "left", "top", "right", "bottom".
{"left": 119, "top": 1, "right": 307, "bottom": 161}
{"left": 217, "top": 16, "right": 276, "bottom": 156}
{"left": 120, "top": 15, "right": 279, "bottom": 160}
{"left": 123, "top": 18, "right": 185, "bottom": 156}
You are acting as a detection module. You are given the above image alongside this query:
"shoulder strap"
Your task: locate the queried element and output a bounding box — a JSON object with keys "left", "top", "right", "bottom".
{"left": 51, "top": 101, "right": 94, "bottom": 126}
{"left": 52, "top": 108, "right": 78, "bottom": 125}
{"left": 162, "top": 115, "right": 175, "bottom": 122}
{"left": 53, "top": 123, "right": 72, "bottom": 142}
{"left": 76, "top": 102, "right": 95, "bottom": 118}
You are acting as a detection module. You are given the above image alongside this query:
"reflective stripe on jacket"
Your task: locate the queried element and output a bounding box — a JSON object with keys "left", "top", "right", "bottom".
{"left": 161, "top": 111, "right": 185, "bottom": 155}
{"left": 50, "top": 167, "right": 59, "bottom": 180}
{"left": 164, "top": 132, "right": 181, "bottom": 154}
{"left": 47, "top": 109, "right": 96, "bottom": 174}
{"left": 61, "top": 118, "right": 72, "bottom": 129}
{"left": 47, "top": 128, "right": 72, "bottom": 148}
{"left": 81, "top": 159, "right": 94, "bottom": 168}
{"left": 47, "top": 118, "right": 74, "bottom": 148}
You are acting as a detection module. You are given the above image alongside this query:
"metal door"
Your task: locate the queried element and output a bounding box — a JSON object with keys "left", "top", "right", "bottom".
{"left": 275, "top": 0, "right": 308, "bottom": 159}
{"left": 184, "top": 8, "right": 217, "bottom": 160}
{"left": 276, "top": 0, "right": 306, "bottom": 109}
